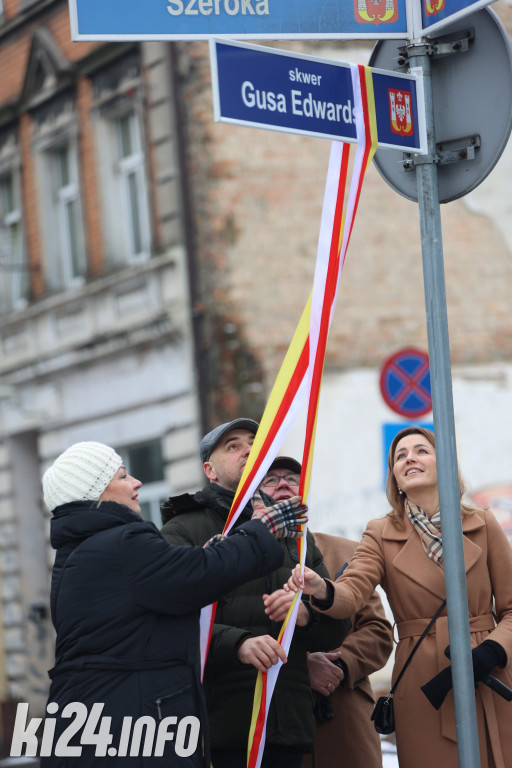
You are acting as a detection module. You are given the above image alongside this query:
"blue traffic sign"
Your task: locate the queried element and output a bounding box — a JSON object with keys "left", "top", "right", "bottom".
{"left": 68, "top": 0, "right": 408, "bottom": 41}
{"left": 210, "top": 40, "right": 425, "bottom": 151}
{"left": 420, "top": 0, "right": 496, "bottom": 35}
{"left": 379, "top": 347, "right": 432, "bottom": 417}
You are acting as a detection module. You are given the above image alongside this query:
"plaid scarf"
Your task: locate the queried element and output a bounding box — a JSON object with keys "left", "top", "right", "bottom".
{"left": 406, "top": 500, "right": 443, "bottom": 566}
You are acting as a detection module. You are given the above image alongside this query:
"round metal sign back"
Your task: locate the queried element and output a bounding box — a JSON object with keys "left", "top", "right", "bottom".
{"left": 369, "top": 7, "right": 512, "bottom": 203}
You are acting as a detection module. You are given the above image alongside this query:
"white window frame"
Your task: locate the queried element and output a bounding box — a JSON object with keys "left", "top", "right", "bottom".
{"left": 48, "top": 141, "right": 86, "bottom": 285}
{"left": 137, "top": 481, "right": 171, "bottom": 528}
{"left": 0, "top": 166, "right": 27, "bottom": 312}
{"left": 95, "top": 105, "right": 151, "bottom": 268}
{"left": 34, "top": 125, "right": 86, "bottom": 293}
{"left": 116, "top": 112, "right": 150, "bottom": 262}
{"left": 121, "top": 440, "right": 171, "bottom": 528}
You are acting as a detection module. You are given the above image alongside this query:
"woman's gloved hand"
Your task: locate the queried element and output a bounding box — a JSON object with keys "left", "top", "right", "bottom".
{"left": 251, "top": 491, "right": 308, "bottom": 539}
{"left": 421, "top": 640, "right": 506, "bottom": 710}
{"left": 471, "top": 640, "right": 506, "bottom": 682}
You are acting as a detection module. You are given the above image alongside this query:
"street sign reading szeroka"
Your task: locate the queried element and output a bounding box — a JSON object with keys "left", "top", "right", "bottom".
{"left": 68, "top": 0, "right": 409, "bottom": 41}
{"left": 210, "top": 40, "right": 426, "bottom": 152}
{"left": 68, "top": 0, "right": 498, "bottom": 41}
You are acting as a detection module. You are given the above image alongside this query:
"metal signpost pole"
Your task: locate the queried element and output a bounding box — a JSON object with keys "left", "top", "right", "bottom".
{"left": 406, "top": 42, "right": 481, "bottom": 767}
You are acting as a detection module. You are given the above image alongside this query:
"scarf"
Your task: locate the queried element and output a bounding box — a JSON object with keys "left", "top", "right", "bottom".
{"left": 406, "top": 500, "right": 443, "bottom": 566}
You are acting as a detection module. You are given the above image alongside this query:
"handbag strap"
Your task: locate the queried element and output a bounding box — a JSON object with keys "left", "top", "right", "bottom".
{"left": 390, "top": 598, "right": 446, "bottom": 695}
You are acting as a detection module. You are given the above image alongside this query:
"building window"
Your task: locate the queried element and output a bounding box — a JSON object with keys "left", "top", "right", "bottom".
{"left": 121, "top": 440, "right": 170, "bottom": 527}
{"left": 95, "top": 107, "right": 151, "bottom": 268}
{"left": 116, "top": 112, "right": 149, "bottom": 261}
{"left": 49, "top": 142, "right": 86, "bottom": 283}
{"left": 36, "top": 132, "right": 86, "bottom": 292}
{"left": 0, "top": 169, "right": 27, "bottom": 312}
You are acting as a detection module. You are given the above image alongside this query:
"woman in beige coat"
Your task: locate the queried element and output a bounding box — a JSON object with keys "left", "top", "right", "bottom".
{"left": 272, "top": 426, "right": 512, "bottom": 768}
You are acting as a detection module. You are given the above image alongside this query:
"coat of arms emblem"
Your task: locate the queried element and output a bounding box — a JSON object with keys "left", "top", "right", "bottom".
{"left": 424, "top": 0, "right": 445, "bottom": 17}
{"left": 354, "top": 0, "right": 399, "bottom": 24}
{"left": 388, "top": 88, "right": 413, "bottom": 135}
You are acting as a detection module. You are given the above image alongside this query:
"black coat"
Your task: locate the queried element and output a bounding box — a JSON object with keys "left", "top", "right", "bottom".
{"left": 42, "top": 500, "right": 283, "bottom": 767}
{"left": 161, "top": 486, "right": 351, "bottom": 752}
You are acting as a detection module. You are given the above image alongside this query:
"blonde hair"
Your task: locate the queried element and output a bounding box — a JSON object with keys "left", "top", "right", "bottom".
{"left": 385, "top": 426, "right": 474, "bottom": 529}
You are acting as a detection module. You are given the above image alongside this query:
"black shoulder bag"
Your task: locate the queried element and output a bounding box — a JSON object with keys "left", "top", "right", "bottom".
{"left": 371, "top": 598, "right": 446, "bottom": 734}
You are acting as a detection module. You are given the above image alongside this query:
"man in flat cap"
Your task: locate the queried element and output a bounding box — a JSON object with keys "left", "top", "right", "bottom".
{"left": 161, "top": 420, "right": 350, "bottom": 768}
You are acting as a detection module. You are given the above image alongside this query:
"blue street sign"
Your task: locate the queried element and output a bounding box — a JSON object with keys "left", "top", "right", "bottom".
{"left": 419, "top": 0, "right": 497, "bottom": 34}
{"left": 210, "top": 40, "right": 425, "bottom": 152}
{"left": 68, "top": 0, "right": 408, "bottom": 41}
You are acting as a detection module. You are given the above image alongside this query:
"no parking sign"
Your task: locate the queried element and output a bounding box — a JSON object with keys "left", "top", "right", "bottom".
{"left": 379, "top": 347, "right": 432, "bottom": 417}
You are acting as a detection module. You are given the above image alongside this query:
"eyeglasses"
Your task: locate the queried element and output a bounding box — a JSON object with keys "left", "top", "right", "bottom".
{"left": 260, "top": 473, "right": 300, "bottom": 488}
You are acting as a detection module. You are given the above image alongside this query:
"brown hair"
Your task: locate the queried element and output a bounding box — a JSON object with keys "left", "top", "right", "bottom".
{"left": 385, "top": 426, "right": 474, "bottom": 528}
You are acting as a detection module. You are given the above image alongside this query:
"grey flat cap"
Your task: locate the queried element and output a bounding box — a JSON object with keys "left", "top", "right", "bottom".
{"left": 269, "top": 456, "right": 302, "bottom": 474}
{"left": 200, "top": 418, "right": 259, "bottom": 462}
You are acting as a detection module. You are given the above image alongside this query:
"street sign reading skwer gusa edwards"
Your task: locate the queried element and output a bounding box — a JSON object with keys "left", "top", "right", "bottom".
{"left": 210, "top": 40, "right": 426, "bottom": 152}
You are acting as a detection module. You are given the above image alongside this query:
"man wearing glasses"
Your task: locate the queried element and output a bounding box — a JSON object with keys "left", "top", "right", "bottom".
{"left": 261, "top": 457, "right": 393, "bottom": 768}
{"left": 259, "top": 456, "right": 302, "bottom": 499}
{"left": 161, "top": 420, "right": 350, "bottom": 768}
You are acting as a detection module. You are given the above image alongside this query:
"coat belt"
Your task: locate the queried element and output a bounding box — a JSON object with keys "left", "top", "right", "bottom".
{"left": 396, "top": 612, "right": 495, "bottom": 640}
{"left": 397, "top": 612, "right": 503, "bottom": 763}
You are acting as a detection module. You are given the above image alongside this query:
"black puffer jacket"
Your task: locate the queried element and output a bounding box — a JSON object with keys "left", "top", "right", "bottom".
{"left": 43, "top": 500, "right": 284, "bottom": 767}
{"left": 161, "top": 485, "right": 351, "bottom": 753}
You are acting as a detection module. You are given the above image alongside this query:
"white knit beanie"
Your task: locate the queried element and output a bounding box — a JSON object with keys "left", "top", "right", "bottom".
{"left": 42, "top": 441, "right": 123, "bottom": 512}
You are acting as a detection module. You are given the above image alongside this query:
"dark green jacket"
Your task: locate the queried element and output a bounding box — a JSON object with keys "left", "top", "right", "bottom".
{"left": 161, "top": 485, "right": 350, "bottom": 752}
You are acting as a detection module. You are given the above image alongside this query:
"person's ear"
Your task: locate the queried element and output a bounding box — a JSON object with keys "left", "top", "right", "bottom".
{"left": 203, "top": 461, "right": 217, "bottom": 482}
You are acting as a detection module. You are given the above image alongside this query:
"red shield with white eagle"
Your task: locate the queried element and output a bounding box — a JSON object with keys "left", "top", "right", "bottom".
{"left": 388, "top": 88, "right": 413, "bottom": 136}
{"left": 353, "top": 0, "right": 399, "bottom": 24}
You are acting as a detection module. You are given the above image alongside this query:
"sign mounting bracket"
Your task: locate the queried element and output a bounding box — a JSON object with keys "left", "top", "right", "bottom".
{"left": 402, "top": 134, "right": 481, "bottom": 169}
{"left": 396, "top": 28, "right": 474, "bottom": 68}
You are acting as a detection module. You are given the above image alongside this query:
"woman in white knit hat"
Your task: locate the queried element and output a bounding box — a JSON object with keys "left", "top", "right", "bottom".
{"left": 41, "top": 441, "right": 307, "bottom": 768}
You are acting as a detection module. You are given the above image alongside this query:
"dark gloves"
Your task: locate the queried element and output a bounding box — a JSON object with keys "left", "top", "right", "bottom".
{"left": 472, "top": 640, "right": 506, "bottom": 681}
{"left": 421, "top": 640, "right": 506, "bottom": 710}
{"left": 251, "top": 492, "right": 308, "bottom": 539}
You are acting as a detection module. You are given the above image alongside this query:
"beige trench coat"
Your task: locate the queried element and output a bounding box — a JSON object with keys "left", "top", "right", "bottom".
{"left": 304, "top": 533, "right": 393, "bottom": 768}
{"left": 315, "top": 509, "right": 512, "bottom": 768}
